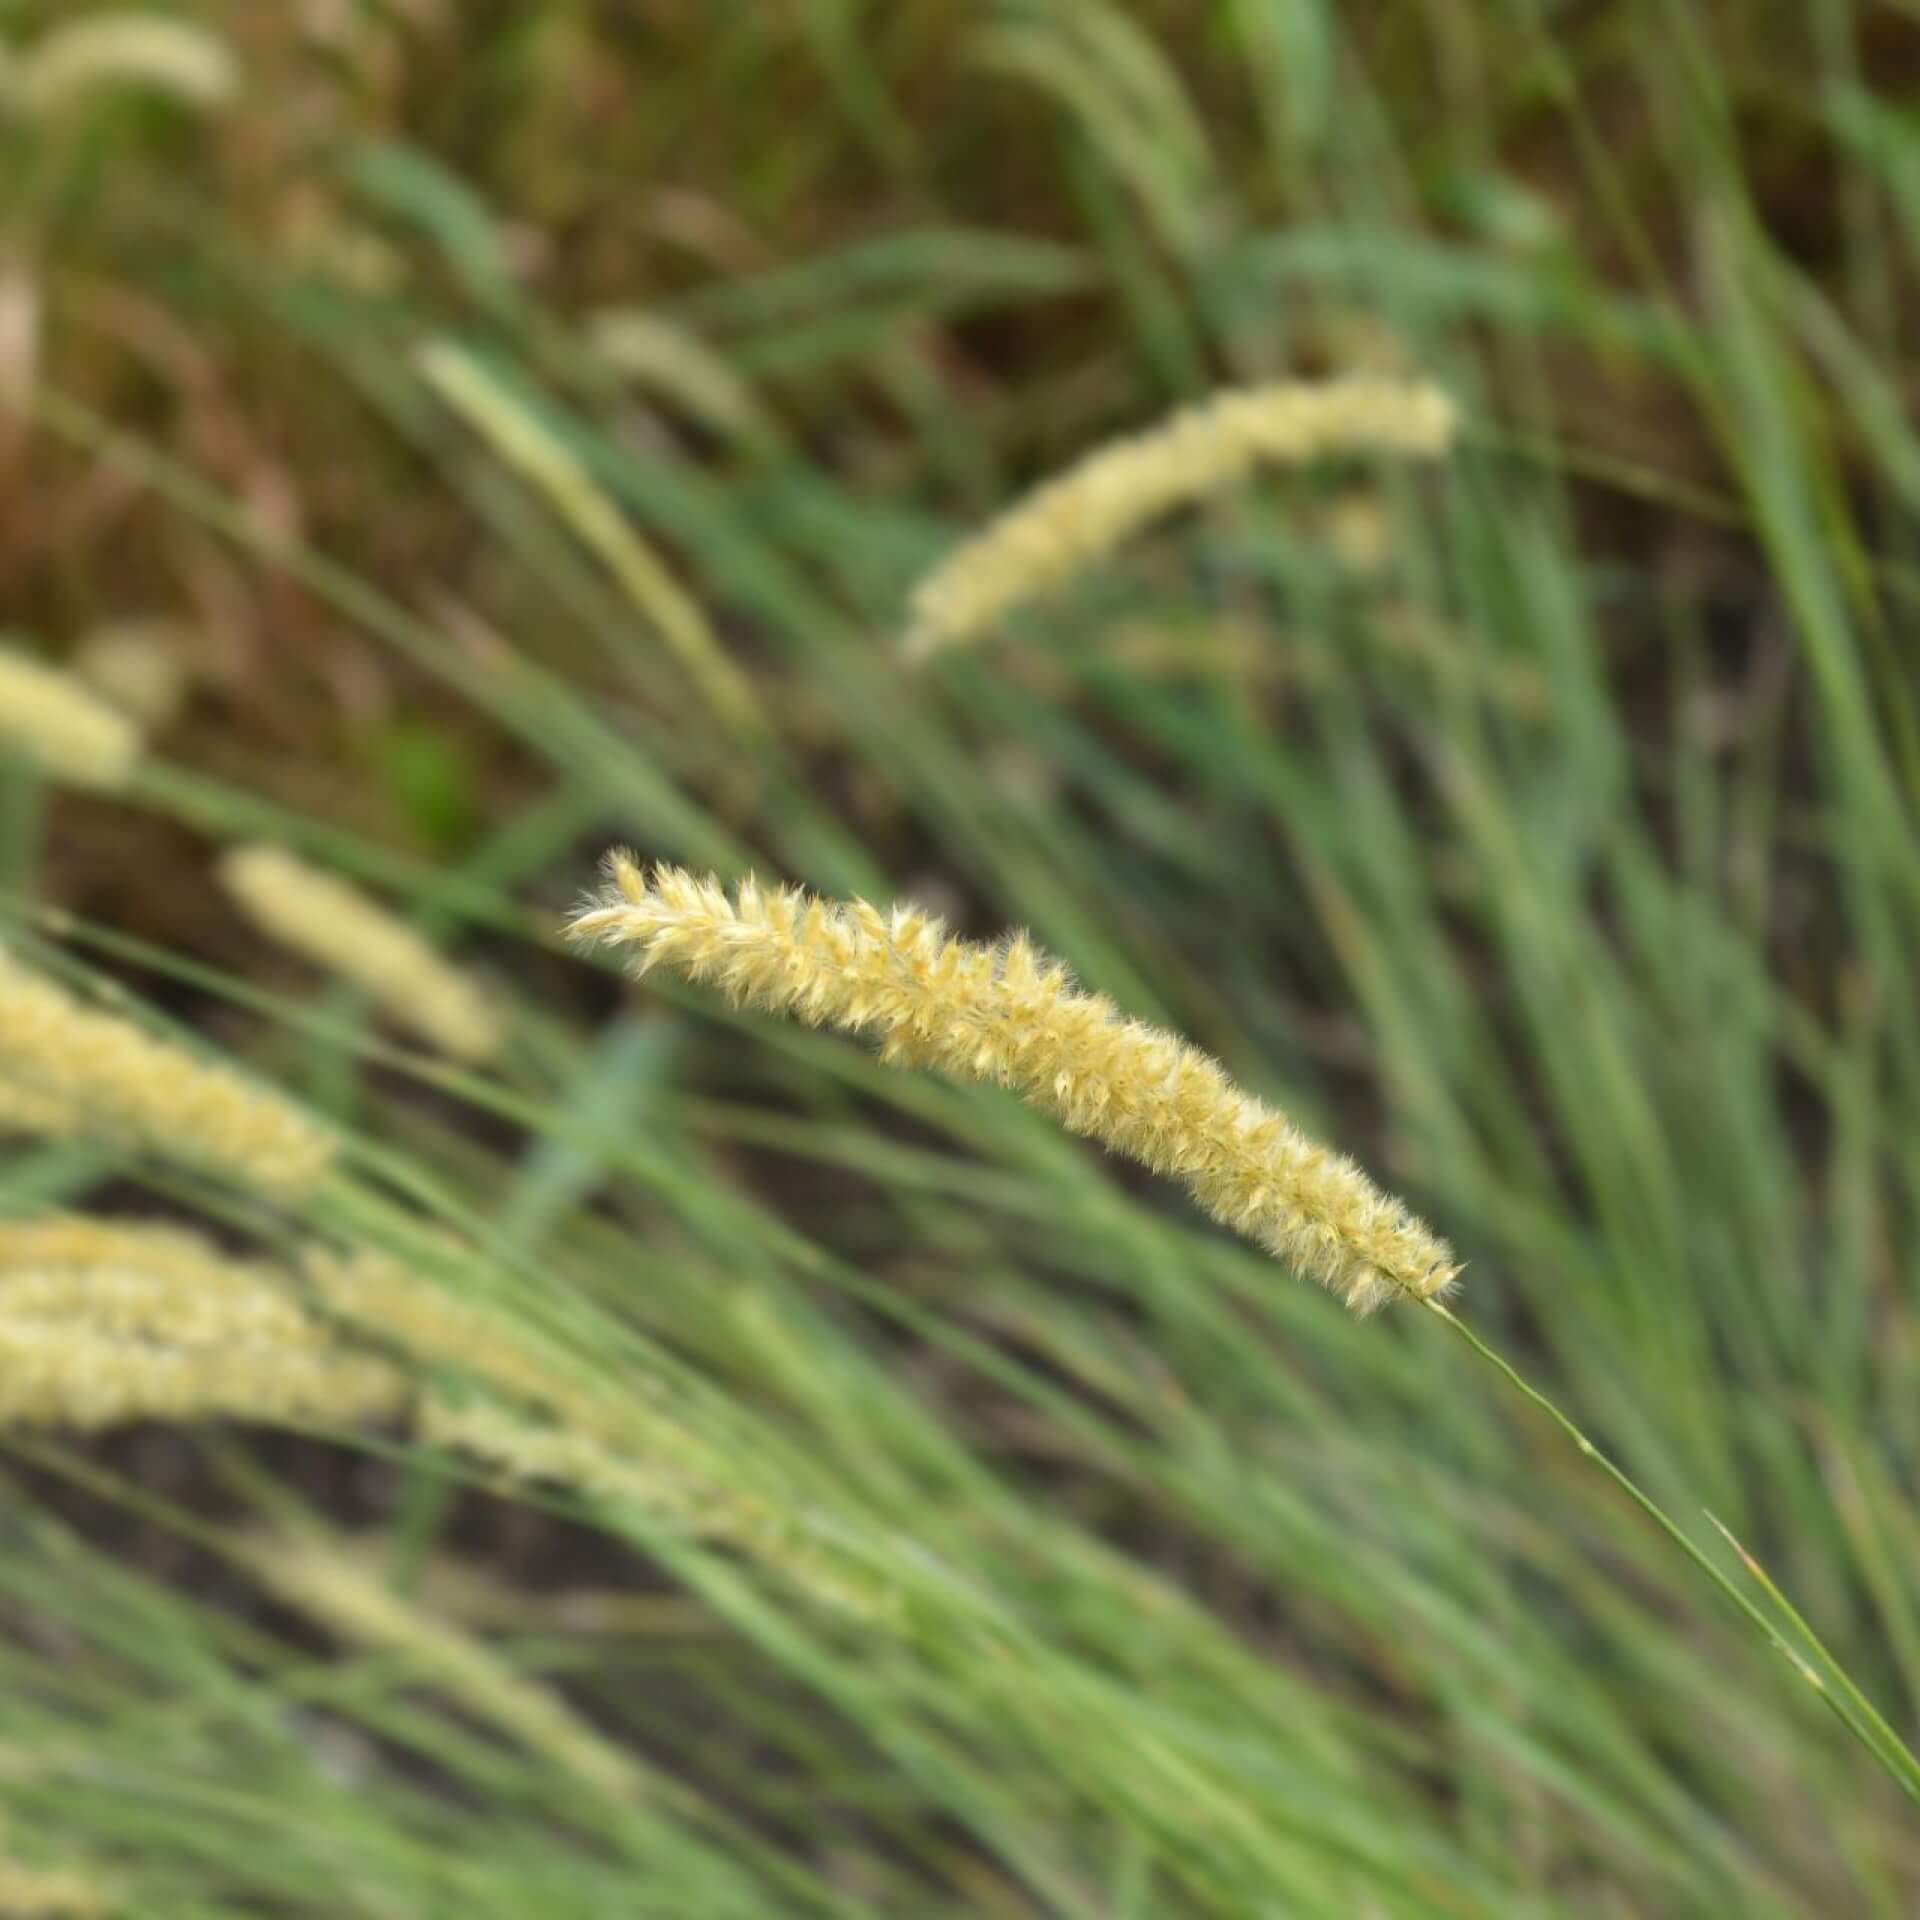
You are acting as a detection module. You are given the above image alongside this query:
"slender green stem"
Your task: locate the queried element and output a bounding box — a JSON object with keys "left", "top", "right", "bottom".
{"left": 1699, "top": 1510, "right": 1920, "bottom": 1799}
{"left": 1423, "top": 1298, "right": 1920, "bottom": 1807}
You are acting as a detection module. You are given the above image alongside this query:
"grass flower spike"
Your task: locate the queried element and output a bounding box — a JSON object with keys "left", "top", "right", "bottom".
{"left": 0, "top": 1321, "right": 404, "bottom": 1430}
{"left": 0, "top": 646, "right": 142, "bottom": 790}
{"left": 219, "top": 844, "right": 503, "bottom": 1063}
{"left": 0, "top": 947, "right": 337, "bottom": 1196}
{"left": 569, "top": 856, "right": 1458, "bottom": 1312}
{"left": 0, "top": 1212, "right": 403, "bottom": 1430}
{"left": 0, "top": 1073, "right": 83, "bottom": 1140}
{"left": 0, "top": 1214, "right": 321, "bottom": 1348}
{"left": 418, "top": 339, "right": 765, "bottom": 742}
{"left": 2, "top": 14, "right": 238, "bottom": 117}
{"left": 903, "top": 376, "right": 1457, "bottom": 658}
{"left": 72, "top": 619, "right": 192, "bottom": 729}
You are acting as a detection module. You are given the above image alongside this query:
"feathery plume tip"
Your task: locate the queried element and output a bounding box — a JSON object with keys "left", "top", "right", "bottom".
{"left": 902, "top": 376, "right": 1457, "bottom": 659}
{"left": 568, "top": 856, "right": 1457, "bottom": 1313}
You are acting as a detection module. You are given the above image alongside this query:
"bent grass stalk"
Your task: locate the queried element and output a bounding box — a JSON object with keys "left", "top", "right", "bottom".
{"left": 416, "top": 338, "right": 767, "bottom": 746}
{"left": 584, "top": 307, "right": 782, "bottom": 454}
{"left": 571, "top": 854, "right": 1920, "bottom": 1805}
{"left": 310, "top": 1244, "right": 895, "bottom": 1619}
{"left": 902, "top": 376, "right": 1457, "bottom": 658}
{"left": 218, "top": 843, "right": 503, "bottom": 1064}
{"left": 0, "top": 1209, "right": 887, "bottom": 1618}
{"left": 1, "top": 14, "right": 237, "bottom": 117}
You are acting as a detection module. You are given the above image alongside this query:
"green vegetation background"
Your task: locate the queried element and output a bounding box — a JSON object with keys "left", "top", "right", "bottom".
{"left": 4, "top": 2, "right": 1920, "bottom": 1913}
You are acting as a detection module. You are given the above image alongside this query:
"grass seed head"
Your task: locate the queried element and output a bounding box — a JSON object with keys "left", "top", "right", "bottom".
{"left": 219, "top": 844, "right": 503, "bottom": 1064}
{"left": 0, "top": 1320, "right": 404, "bottom": 1431}
{"left": 569, "top": 855, "right": 1459, "bottom": 1312}
{"left": 6, "top": 14, "right": 238, "bottom": 116}
{"left": 0, "top": 948, "right": 338, "bottom": 1197}
{"left": 0, "top": 647, "right": 142, "bottom": 790}
{"left": 903, "top": 376, "right": 1457, "bottom": 659}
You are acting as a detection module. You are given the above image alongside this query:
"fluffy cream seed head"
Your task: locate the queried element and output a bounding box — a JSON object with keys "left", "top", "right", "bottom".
{"left": 0, "top": 948, "right": 338, "bottom": 1197}
{"left": 305, "top": 1244, "right": 574, "bottom": 1407}
{"left": 0, "top": 1215, "right": 320, "bottom": 1347}
{"left": 218, "top": 844, "right": 503, "bottom": 1064}
{"left": 0, "top": 1322, "right": 405, "bottom": 1431}
{"left": 0, "top": 1072, "right": 83, "bottom": 1140}
{"left": 903, "top": 377, "right": 1457, "bottom": 660}
{"left": 72, "top": 620, "right": 192, "bottom": 729}
{"left": 4, "top": 15, "right": 237, "bottom": 117}
{"left": 0, "top": 1213, "right": 405, "bottom": 1430}
{"left": 569, "top": 857, "right": 1459, "bottom": 1314}
{"left": 0, "top": 647, "right": 142, "bottom": 790}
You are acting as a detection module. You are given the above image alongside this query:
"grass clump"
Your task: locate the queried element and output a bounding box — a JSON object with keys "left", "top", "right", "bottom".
{"left": 0, "top": 3, "right": 1918, "bottom": 1915}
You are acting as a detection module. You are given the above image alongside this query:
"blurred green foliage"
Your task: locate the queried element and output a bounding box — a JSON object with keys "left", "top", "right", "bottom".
{"left": 2, "top": 2, "right": 1920, "bottom": 1915}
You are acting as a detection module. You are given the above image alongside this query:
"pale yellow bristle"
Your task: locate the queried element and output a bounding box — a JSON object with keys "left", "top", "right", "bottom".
{"left": 0, "top": 948, "right": 338, "bottom": 1197}
{"left": 0, "top": 1215, "right": 323, "bottom": 1348}
{"left": 6, "top": 15, "right": 237, "bottom": 115}
{"left": 71, "top": 621, "right": 191, "bottom": 729}
{"left": 0, "top": 1213, "right": 401, "bottom": 1434}
{"left": 305, "top": 1244, "right": 567, "bottom": 1405}
{"left": 0, "top": 1072, "right": 83, "bottom": 1140}
{"left": 569, "top": 857, "right": 1459, "bottom": 1313}
{"left": 310, "top": 1242, "right": 889, "bottom": 1618}
{"left": 418, "top": 1395, "right": 693, "bottom": 1513}
{"left": 903, "top": 377, "right": 1457, "bottom": 659}
{"left": 219, "top": 844, "right": 502, "bottom": 1064}
{"left": 0, "top": 1216, "right": 391, "bottom": 1433}
{"left": 0, "top": 647, "right": 142, "bottom": 790}
{"left": 0, "top": 1320, "right": 404, "bottom": 1430}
